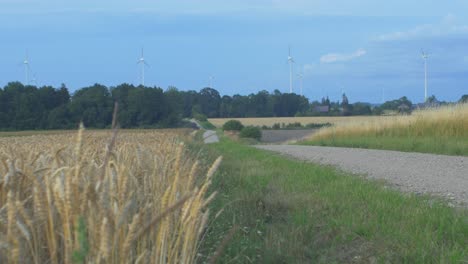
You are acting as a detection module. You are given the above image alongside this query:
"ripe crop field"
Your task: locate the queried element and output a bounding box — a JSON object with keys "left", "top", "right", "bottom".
{"left": 0, "top": 128, "right": 220, "bottom": 263}
{"left": 305, "top": 104, "right": 468, "bottom": 155}
{"left": 209, "top": 116, "right": 393, "bottom": 128}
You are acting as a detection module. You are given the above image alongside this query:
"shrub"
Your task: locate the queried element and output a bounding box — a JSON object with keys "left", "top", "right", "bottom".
{"left": 222, "top": 120, "right": 244, "bottom": 131}
{"left": 239, "top": 126, "right": 262, "bottom": 140}
{"left": 193, "top": 113, "right": 208, "bottom": 122}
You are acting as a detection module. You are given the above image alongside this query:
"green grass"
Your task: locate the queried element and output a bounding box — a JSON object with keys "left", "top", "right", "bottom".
{"left": 304, "top": 135, "right": 468, "bottom": 156}
{"left": 199, "top": 120, "right": 216, "bottom": 130}
{"left": 198, "top": 138, "right": 468, "bottom": 263}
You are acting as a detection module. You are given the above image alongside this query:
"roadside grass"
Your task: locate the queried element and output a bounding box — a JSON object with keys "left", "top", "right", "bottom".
{"left": 198, "top": 138, "right": 468, "bottom": 263}
{"left": 305, "top": 135, "right": 468, "bottom": 156}
{"left": 304, "top": 104, "right": 468, "bottom": 156}
{"left": 199, "top": 120, "right": 216, "bottom": 130}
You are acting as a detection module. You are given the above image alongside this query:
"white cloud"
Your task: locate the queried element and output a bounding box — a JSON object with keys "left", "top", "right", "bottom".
{"left": 375, "top": 14, "right": 468, "bottom": 41}
{"left": 320, "top": 48, "right": 366, "bottom": 63}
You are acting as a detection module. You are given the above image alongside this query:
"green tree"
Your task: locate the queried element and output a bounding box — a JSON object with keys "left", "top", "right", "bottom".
{"left": 459, "top": 94, "right": 468, "bottom": 103}
{"left": 70, "top": 84, "right": 113, "bottom": 128}
{"left": 198, "top": 87, "right": 221, "bottom": 118}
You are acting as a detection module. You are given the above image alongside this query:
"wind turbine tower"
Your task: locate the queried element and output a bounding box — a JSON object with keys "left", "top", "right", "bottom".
{"left": 287, "top": 46, "right": 295, "bottom": 93}
{"left": 297, "top": 69, "right": 304, "bottom": 96}
{"left": 23, "top": 52, "right": 30, "bottom": 85}
{"left": 421, "top": 50, "right": 429, "bottom": 102}
{"left": 137, "top": 48, "right": 150, "bottom": 86}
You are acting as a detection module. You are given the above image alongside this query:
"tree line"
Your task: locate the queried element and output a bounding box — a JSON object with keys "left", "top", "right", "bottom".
{"left": 0, "top": 81, "right": 466, "bottom": 130}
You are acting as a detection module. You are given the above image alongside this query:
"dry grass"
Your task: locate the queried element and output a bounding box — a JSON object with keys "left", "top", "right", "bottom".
{"left": 209, "top": 116, "right": 392, "bottom": 128}
{"left": 309, "top": 104, "right": 468, "bottom": 140}
{"left": 0, "top": 127, "right": 220, "bottom": 263}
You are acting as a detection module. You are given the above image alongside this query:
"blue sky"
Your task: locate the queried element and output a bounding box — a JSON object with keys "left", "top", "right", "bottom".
{"left": 1, "top": 1, "right": 468, "bottom": 103}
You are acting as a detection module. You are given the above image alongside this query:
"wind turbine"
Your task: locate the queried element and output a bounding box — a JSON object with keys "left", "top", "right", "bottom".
{"left": 137, "top": 48, "right": 150, "bottom": 86}
{"left": 31, "top": 73, "right": 38, "bottom": 86}
{"left": 23, "top": 51, "right": 31, "bottom": 85}
{"left": 297, "top": 68, "right": 304, "bottom": 96}
{"left": 287, "top": 46, "right": 295, "bottom": 93}
{"left": 421, "top": 50, "right": 429, "bottom": 102}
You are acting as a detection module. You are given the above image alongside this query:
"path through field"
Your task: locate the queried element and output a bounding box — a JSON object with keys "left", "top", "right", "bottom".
{"left": 203, "top": 130, "right": 219, "bottom": 144}
{"left": 256, "top": 145, "right": 468, "bottom": 206}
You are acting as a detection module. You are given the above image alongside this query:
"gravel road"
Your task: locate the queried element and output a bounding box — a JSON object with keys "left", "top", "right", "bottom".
{"left": 203, "top": 130, "right": 219, "bottom": 144}
{"left": 260, "top": 129, "right": 316, "bottom": 143}
{"left": 256, "top": 145, "right": 468, "bottom": 206}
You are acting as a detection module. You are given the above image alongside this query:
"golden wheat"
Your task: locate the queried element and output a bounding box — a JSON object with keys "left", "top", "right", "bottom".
{"left": 308, "top": 103, "right": 468, "bottom": 140}
{"left": 0, "top": 128, "right": 219, "bottom": 263}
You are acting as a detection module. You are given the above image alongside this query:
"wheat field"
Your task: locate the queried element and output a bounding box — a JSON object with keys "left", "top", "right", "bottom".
{"left": 0, "top": 127, "right": 221, "bottom": 263}
{"left": 309, "top": 104, "right": 468, "bottom": 140}
{"left": 209, "top": 116, "right": 393, "bottom": 128}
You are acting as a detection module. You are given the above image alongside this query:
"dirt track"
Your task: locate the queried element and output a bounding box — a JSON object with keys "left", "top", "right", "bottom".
{"left": 260, "top": 129, "right": 316, "bottom": 143}
{"left": 256, "top": 145, "right": 468, "bottom": 207}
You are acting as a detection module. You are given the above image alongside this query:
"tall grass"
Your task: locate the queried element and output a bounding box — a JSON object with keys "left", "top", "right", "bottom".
{"left": 0, "top": 127, "right": 221, "bottom": 263}
{"left": 306, "top": 104, "right": 468, "bottom": 155}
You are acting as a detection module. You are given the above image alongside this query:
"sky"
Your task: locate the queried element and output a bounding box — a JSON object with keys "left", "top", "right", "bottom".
{"left": 1, "top": 0, "right": 468, "bottom": 103}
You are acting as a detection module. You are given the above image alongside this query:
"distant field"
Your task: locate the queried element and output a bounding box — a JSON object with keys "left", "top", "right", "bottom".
{"left": 304, "top": 104, "right": 468, "bottom": 156}
{"left": 209, "top": 116, "right": 393, "bottom": 128}
{"left": 0, "top": 130, "right": 75, "bottom": 137}
{"left": 0, "top": 128, "right": 193, "bottom": 137}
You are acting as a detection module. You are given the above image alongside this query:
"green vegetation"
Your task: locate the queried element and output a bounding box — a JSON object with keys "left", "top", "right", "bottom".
{"left": 239, "top": 126, "right": 262, "bottom": 140}
{"left": 199, "top": 120, "right": 216, "bottom": 130}
{"left": 222, "top": 120, "right": 244, "bottom": 131}
{"left": 306, "top": 135, "right": 468, "bottom": 156}
{"left": 305, "top": 104, "right": 468, "bottom": 156}
{"left": 199, "top": 138, "right": 468, "bottom": 263}
{"left": 2, "top": 81, "right": 467, "bottom": 131}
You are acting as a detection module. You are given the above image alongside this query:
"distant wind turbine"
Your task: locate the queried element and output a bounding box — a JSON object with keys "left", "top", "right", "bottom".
{"left": 23, "top": 51, "right": 31, "bottom": 85}
{"left": 287, "top": 46, "right": 295, "bottom": 93}
{"left": 421, "top": 50, "right": 429, "bottom": 102}
{"left": 137, "top": 48, "right": 150, "bottom": 86}
{"left": 297, "top": 69, "right": 304, "bottom": 96}
{"left": 31, "top": 73, "right": 38, "bottom": 86}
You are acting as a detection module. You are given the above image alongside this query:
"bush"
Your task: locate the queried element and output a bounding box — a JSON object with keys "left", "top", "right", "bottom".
{"left": 193, "top": 113, "right": 207, "bottom": 122}
{"left": 222, "top": 120, "right": 244, "bottom": 131}
{"left": 239, "top": 126, "right": 262, "bottom": 140}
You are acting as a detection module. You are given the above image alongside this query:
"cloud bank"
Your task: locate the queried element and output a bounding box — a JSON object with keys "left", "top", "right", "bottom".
{"left": 375, "top": 14, "right": 468, "bottom": 41}
{"left": 320, "top": 48, "right": 366, "bottom": 63}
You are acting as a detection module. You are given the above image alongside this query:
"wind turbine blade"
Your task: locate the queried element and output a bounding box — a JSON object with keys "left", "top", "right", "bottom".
{"left": 145, "top": 62, "right": 150, "bottom": 67}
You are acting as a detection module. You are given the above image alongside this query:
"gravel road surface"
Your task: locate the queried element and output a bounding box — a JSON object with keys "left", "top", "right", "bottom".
{"left": 260, "top": 129, "right": 316, "bottom": 143}
{"left": 203, "top": 130, "right": 219, "bottom": 144}
{"left": 256, "top": 145, "right": 468, "bottom": 206}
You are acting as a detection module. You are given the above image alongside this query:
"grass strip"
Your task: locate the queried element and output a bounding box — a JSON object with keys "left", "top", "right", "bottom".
{"left": 198, "top": 138, "right": 468, "bottom": 263}
{"left": 303, "top": 135, "right": 468, "bottom": 156}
